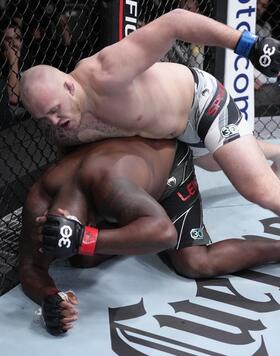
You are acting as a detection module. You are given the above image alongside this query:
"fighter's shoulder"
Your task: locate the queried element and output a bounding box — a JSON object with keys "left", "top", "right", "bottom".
{"left": 72, "top": 54, "right": 102, "bottom": 80}
{"left": 73, "top": 53, "right": 119, "bottom": 92}
{"left": 78, "top": 145, "right": 152, "bottom": 189}
{"left": 39, "top": 159, "right": 73, "bottom": 196}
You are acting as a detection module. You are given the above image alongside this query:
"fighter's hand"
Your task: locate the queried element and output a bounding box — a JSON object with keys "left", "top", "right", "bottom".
{"left": 42, "top": 290, "right": 79, "bottom": 336}
{"left": 235, "top": 30, "right": 280, "bottom": 77}
{"left": 4, "top": 45, "right": 20, "bottom": 65}
{"left": 249, "top": 37, "right": 280, "bottom": 77}
{"left": 41, "top": 213, "right": 99, "bottom": 259}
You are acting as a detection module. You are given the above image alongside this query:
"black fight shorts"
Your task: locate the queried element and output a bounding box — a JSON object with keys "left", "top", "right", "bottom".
{"left": 160, "top": 142, "right": 211, "bottom": 249}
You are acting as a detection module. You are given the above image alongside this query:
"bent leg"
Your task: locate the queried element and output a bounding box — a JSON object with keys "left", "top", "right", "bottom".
{"left": 213, "top": 135, "right": 280, "bottom": 215}
{"left": 167, "top": 237, "right": 280, "bottom": 279}
{"left": 194, "top": 139, "right": 280, "bottom": 177}
{"left": 193, "top": 152, "right": 221, "bottom": 171}
{"left": 257, "top": 139, "right": 280, "bottom": 178}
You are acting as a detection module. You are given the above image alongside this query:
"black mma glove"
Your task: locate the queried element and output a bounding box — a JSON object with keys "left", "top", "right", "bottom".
{"left": 42, "top": 214, "right": 99, "bottom": 259}
{"left": 42, "top": 290, "right": 77, "bottom": 336}
{"left": 235, "top": 30, "right": 280, "bottom": 77}
{"left": 42, "top": 293, "right": 66, "bottom": 336}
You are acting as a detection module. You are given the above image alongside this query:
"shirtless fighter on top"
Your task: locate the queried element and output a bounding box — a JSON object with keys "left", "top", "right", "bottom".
{"left": 20, "top": 9, "right": 280, "bottom": 215}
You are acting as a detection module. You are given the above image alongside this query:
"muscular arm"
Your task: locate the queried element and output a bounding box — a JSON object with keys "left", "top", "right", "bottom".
{"left": 95, "top": 9, "right": 241, "bottom": 85}
{"left": 19, "top": 182, "right": 57, "bottom": 305}
{"left": 86, "top": 157, "right": 177, "bottom": 255}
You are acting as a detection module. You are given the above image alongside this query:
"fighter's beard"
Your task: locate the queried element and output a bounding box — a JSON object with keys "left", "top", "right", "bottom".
{"left": 39, "top": 121, "right": 82, "bottom": 146}
{"left": 40, "top": 118, "right": 134, "bottom": 147}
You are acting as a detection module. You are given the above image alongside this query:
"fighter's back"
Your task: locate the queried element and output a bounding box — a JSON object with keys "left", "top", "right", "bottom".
{"left": 40, "top": 137, "right": 177, "bottom": 204}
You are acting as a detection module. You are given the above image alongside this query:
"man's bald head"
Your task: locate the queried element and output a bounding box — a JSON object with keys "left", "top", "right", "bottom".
{"left": 20, "top": 65, "right": 68, "bottom": 115}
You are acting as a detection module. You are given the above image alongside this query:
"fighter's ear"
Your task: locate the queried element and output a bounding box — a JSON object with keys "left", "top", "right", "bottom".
{"left": 64, "top": 81, "right": 75, "bottom": 96}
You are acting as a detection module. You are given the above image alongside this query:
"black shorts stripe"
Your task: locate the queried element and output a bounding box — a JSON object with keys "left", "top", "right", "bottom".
{"left": 197, "top": 81, "right": 228, "bottom": 142}
{"left": 160, "top": 143, "right": 211, "bottom": 249}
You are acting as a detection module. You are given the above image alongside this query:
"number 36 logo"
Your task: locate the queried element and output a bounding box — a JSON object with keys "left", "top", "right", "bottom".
{"left": 259, "top": 44, "right": 276, "bottom": 68}
{"left": 58, "top": 225, "right": 72, "bottom": 248}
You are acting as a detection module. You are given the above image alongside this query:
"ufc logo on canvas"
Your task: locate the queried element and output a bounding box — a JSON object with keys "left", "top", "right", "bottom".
{"left": 58, "top": 225, "right": 72, "bottom": 248}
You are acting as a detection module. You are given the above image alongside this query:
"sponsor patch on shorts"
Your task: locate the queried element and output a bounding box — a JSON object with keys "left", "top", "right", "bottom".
{"left": 220, "top": 124, "right": 239, "bottom": 138}
{"left": 167, "top": 176, "right": 177, "bottom": 187}
{"left": 190, "top": 227, "right": 204, "bottom": 240}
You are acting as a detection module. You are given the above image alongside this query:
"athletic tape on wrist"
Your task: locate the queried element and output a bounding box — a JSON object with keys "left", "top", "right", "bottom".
{"left": 66, "top": 214, "right": 81, "bottom": 224}
{"left": 57, "top": 290, "right": 76, "bottom": 302}
{"left": 57, "top": 291, "right": 69, "bottom": 302}
{"left": 78, "top": 226, "right": 99, "bottom": 255}
{"left": 234, "top": 30, "right": 258, "bottom": 57}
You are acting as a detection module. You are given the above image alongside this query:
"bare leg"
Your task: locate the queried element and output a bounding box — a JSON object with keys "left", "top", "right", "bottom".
{"left": 194, "top": 138, "right": 280, "bottom": 177}
{"left": 167, "top": 238, "right": 280, "bottom": 278}
{"left": 211, "top": 135, "right": 280, "bottom": 215}
{"left": 257, "top": 139, "right": 280, "bottom": 177}
{"left": 193, "top": 152, "right": 221, "bottom": 171}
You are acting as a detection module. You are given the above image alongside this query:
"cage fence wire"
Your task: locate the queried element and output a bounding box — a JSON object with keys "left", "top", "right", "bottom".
{"left": 254, "top": 0, "right": 280, "bottom": 139}
{"left": 0, "top": 0, "right": 279, "bottom": 295}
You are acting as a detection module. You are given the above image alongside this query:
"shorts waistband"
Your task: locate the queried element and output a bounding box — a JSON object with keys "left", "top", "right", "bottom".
{"left": 189, "top": 67, "right": 199, "bottom": 86}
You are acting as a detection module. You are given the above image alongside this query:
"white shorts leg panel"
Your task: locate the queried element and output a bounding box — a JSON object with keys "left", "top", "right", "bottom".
{"left": 204, "top": 95, "right": 253, "bottom": 154}
{"left": 178, "top": 68, "right": 253, "bottom": 155}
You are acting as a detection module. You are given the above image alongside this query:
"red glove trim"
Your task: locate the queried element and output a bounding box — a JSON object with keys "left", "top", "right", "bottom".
{"left": 46, "top": 288, "right": 60, "bottom": 297}
{"left": 78, "top": 226, "right": 99, "bottom": 256}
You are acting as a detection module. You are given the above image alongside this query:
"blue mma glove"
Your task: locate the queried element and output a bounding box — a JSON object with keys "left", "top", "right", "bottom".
{"left": 235, "top": 30, "right": 280, "bottom": 77}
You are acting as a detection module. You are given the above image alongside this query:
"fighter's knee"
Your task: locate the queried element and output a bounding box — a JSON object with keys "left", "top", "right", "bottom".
{"left": 173, "top": 249, "right": 217, "bottom": 278}
{"left": 244, "top": 185, "right": 274, "bottom": 210}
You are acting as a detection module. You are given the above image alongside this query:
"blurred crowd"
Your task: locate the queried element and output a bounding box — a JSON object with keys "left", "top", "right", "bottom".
{"left": 0, "top": 0, "right": 101, "bottom": 124}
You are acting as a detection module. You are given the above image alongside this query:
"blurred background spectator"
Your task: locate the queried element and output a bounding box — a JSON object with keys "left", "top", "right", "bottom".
{"left": 178, "top": 0, "right": 204, "bottom": 68}
{"left": 160, "top": 0, "right": 205, "bottom": 69}
{"left": 0, "top": 19, "right": 31, "bottom": 119}
{"left": 254, "top": 0, "right": 280, "bottom": 118}
{"left": 256, "top": 0, "right": 271, "bottom": 38}
{"left": 3, "top": 0, "right": 96, "bottom": 72}
{"left": 0, "top": 0, "right": 101, "bottom": 127}
{"left": 254, "top": 0, "right": 279, "bottom": 90}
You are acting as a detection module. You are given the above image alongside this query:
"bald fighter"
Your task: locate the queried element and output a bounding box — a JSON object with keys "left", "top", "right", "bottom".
{"left": 20, "top": 137, "right": 280, "bottom": 336}
{"left": 20, "top": 9, "right": 280, "bottom": 146}
{"left": 19, "top": 9, "right": 280, "bottom": 217}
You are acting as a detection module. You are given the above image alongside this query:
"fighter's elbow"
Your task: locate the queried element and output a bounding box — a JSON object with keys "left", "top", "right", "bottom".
{"left": 169, "top": 8, "right": 188, "bottom": 17}
{"left": 166, "top": 8, "right": 200, "bottom": 41}
{"left": 167, "top": 8, "right": 191, "bottom": 27}
{"left": 161, "top": 9, "right": 185, "bottom": 35}
{"left": 152, "top": 217, "right": 177, "bottom": 250}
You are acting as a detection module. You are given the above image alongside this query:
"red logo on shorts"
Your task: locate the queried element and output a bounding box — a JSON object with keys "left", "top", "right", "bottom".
{"left": 207, "top": 82, "right": 225, "bottom": 117}
{"left": 177, "top": 178, "right": 198, "bottom": 202}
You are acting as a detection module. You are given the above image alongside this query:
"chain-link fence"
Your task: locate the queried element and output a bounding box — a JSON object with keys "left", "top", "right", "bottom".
{"left": 0, "top": 0, "right": 218, "bottom": 295}
{"left": 0, "top": 0, "right": 102, "bottom": 294}
{"left": 254, "top": 0, "right": 280, "bottom": 139}
{"left": 139, "top": 0, "right": 216, "bottom": 73}
{"left": 0, "top": 0, "right": 279, "bottom": 295}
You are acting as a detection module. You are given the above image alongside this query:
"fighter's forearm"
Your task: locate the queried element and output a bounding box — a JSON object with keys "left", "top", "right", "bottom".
{"left": 95, "top": 216, "right": 177, "bottom": 255}
{"left": 101, "top": 9, "right": 242, "bottom": 83}
{"left": 43, "top": 213, "right": 177, "bottom": 257}
{"left": 7, "top": 61, "right": 20, "bottom": 105}
{"left": 170, "top": 9, "right": 241, "bottom": 50}
{"left": 19, "top": 262, "right": 58, "bottom": 305}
